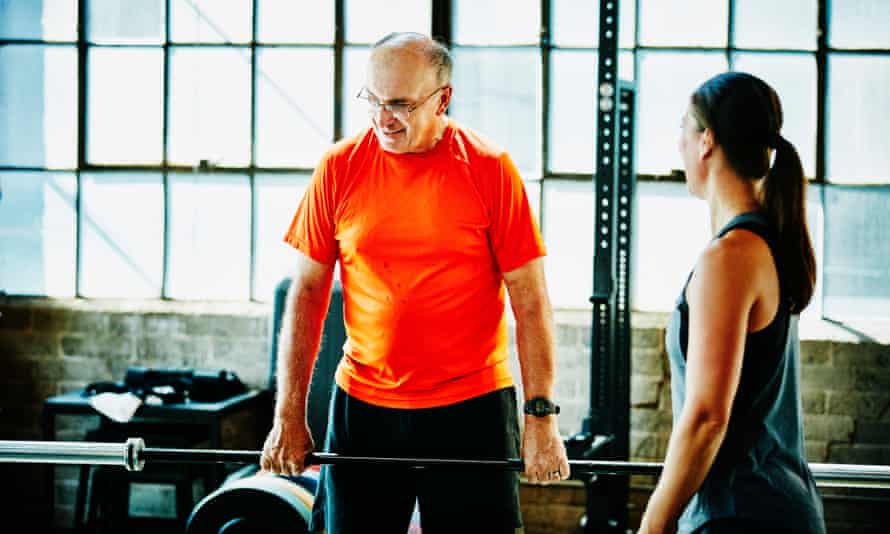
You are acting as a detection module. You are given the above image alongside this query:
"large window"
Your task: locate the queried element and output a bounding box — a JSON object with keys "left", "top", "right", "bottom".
{"left": 2, "top": 1, "right": 888, "bottom": 321}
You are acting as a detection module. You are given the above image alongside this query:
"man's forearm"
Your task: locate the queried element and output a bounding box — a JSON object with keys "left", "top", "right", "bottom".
{"left": 514, "top": 305, "right": 557, "bottom": 400}
{"left": 274, "top": 275, "right": 333, "bottom": 421}
{"left": 503, "top": 259, "right": 558, "bottom": 401}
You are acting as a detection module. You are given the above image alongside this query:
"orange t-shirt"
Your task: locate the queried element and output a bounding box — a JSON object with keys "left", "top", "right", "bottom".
{"left": 284, "top": 119, "right": 545, "bottom": 408}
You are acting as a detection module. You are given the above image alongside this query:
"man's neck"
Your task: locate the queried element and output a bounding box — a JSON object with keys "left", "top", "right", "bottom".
{"left": 421, "top": 115, "right": 449, "bottom": 152}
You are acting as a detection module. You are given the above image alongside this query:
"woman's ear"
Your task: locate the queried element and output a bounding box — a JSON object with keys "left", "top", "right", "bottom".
{"left": 699, "top": 127, "right": 715, "bottom": 160}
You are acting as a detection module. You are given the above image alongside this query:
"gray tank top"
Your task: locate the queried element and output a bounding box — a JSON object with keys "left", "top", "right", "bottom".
{"left": 666, "top": 211, "right": 825, "bottom": 533}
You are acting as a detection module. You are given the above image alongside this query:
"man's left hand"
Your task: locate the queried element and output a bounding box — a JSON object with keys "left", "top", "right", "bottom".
{"left": 522, "top": 415, "right": 570, "bottom": 484}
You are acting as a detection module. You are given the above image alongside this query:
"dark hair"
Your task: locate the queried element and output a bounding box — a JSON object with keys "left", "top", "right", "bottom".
{"left": 690, "top": 71, "right": 815, "bottom": 313}
{"left": 372, "top": 32, "right": 452, "bottom": 86}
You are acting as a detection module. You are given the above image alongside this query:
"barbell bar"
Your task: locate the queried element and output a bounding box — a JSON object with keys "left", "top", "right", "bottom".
{"left": 1, "top": 438, "right": 889, "bottom": 489}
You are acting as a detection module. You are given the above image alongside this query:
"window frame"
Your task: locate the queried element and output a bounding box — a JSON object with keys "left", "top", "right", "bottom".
{"left": 1, "top": 0, "right": 888, "bottom": 315}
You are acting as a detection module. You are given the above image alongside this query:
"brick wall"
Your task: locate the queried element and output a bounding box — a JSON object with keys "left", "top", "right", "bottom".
{"left": 1, "top": 298, "right": 888, "bottom": 532}
{"left": 0, "top": 299, "right": 273, "bottom": 527}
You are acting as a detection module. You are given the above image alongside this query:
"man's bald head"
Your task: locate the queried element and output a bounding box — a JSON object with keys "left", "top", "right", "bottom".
{"left": 363, "top": 33, "right": 453, "bottom": 154}
{"left": 371, "top": 32, "right": 452, "bottom": 86}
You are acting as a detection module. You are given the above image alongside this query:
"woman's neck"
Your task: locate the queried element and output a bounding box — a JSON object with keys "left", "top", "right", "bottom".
{"left": 706, "top": 170, "right": 762, "bottom": 235}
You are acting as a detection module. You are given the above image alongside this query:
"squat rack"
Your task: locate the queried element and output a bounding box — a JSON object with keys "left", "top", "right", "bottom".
{"left": 565, "top": 0, "right": 638, "bottom": 532}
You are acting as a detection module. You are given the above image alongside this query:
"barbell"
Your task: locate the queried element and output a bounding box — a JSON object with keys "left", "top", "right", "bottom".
{"left": 1, "top": 437, "right": 889, "bottom": 489}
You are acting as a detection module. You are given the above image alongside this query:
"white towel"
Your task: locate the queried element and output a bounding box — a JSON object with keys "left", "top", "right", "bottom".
{"left": 88, "top": 392, "right": 143, "bottom": 423}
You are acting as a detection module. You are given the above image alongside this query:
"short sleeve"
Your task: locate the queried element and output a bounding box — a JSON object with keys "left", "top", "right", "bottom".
{"left": 487, "top": 152, "right": 546, "bottom": 273}
{"left": 283, "top": 151, "right": 338, "bottom": 264}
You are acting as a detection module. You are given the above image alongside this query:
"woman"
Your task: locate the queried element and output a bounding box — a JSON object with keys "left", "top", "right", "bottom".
{"left": 638, "top": 72, "right": 825, "bottom": 534}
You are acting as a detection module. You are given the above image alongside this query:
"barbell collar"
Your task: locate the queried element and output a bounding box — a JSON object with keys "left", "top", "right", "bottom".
{"left": 0, "top": 438, "right": 142, "bottom": 470}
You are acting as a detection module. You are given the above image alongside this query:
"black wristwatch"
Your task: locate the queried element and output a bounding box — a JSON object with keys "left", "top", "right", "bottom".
{"left": 523, "top": 396, "right": 560, "bottom": 417}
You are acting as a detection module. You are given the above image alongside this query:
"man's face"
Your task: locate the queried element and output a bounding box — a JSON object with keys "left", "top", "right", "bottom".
{"left": 364, "top": 50, "right": 449, "bottom": 154}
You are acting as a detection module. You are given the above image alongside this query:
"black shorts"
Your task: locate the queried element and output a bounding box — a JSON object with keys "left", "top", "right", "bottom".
{"left": 310, "top": 386, "right": 523, "bottom": 534}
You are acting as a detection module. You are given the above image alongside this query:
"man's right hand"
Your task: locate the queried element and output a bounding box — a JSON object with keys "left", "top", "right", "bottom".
{"left": 260, "top": 419, "right": 315, "bottom": 476}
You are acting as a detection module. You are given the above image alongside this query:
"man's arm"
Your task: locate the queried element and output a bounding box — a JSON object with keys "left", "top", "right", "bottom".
{"left": 260, "top": 251, "right": 335, "bottom": 476}
{"left": 503, "top": 257, "right": 570, "bottom": 484}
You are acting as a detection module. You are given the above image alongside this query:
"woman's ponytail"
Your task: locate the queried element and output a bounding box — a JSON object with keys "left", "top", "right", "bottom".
{"left": 762, "top": 135, "right": 816, "bottom": 313}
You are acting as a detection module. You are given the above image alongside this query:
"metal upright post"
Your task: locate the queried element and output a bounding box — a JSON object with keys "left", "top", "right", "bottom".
{"left": 589, "top": 0, "right": 620, "bottom": 442}
{"left": 581, "top": 1, "right": 637, "bottom": 531}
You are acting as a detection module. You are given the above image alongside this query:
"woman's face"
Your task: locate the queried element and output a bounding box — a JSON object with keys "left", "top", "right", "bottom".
{"left": 679, "top": 107, "right": 706, "bottom": 198}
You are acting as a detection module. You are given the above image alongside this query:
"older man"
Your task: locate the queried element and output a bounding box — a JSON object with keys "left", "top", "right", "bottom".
{"left": 261, "top": 32, "right": 568, "bottom": 534}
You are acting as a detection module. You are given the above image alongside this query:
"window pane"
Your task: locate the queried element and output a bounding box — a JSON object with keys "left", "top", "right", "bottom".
{"left": 619, "top": 50, "right": 635, "bottom": 81}
{"left": 0, "top": 0, "right": 77, "bottom": 41}
{"left": 827, "top": 55, "right": 890, "bottom": 184}
{"left": 258, "top": 0, "right": 334, "bottom": 44}
{"left": 171, "top": 0, "right": 252, "bottom": 43}
{"left": 632, "top": 181, "right": 825, "bottom": 316}
{"left": 637, "top": 51, "right": 726, "bottom": 175}
{"left": 88, "top": 0, "right": 165, "bottom": 44}
{"left": 525, "top": 180, "right": 541, "bottom": 223}
{"left": 454, "top": 0, "right": 538, "bottom": 45}
{"left": 451, "top": 48, "right": 541, "bottom": 178}
{"left": 639, "top": 0, "right": 727, "bottom": 47}
{"left": 0, "top": 45, "right": 77, "bottom": 168}
{"left": 256, "top": 48, "right": 334, "bottom": 168}
{"left": 543, "top": 179, "right": 593, "bottom": 309}
{"left": 733, "top": 0, "right": 816, "bottom": 50}
{"left": 551, "top": 0, "right": 635, "bottom": 49}
{"left": 168, "top": 48, "right": 251, "bottom": 167}
{"left": 830, "top": 0, "right": 890, "bottom": 49}
{"left": 0, "top": 172, "right": 76, "bottom": 296}
{"left": 254, "top": 174, "right": 312, "bottom": 301}
{"left": 88, "top": 48, "right": 164, "bottom": 165}
{"left": 345, "top": 0, "right": 431, "bottom": 45}
{"left": 343, "top": 46, "right": 372, "bottom": 138}
{"left": 81, "top": 173, "right": 163, "bottom": 298}
{"left": 802, "top": 183, "right": 824, "bottom": 324}
{"left": 167, "top": 174, "right": 250, "bottom": 300}
{"left": 823, "top": 186, "right": 890, "bottom": 320}
{"left": 548, "top": 50, "right": 632, "bottom": 176}
{"left": 732, "top": 53, "right": 817, "bottom": 178}
{"left": 632, "top": 181, "right": 710, "bottom": 311}
{"left": 550, "top": 50, "right": 597, "bottom": 173}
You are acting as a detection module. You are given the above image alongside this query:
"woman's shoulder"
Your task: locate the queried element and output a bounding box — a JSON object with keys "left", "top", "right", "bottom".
{"left": 692, "top": 229, "right": 772, "bottom": 292}
{"left": 716, "top": 226, "right": 772, "bottom": 259}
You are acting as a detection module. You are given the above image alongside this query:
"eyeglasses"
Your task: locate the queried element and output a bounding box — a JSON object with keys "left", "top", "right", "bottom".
{"left": 356, "top": 86, "right": 447, "bottom": 120}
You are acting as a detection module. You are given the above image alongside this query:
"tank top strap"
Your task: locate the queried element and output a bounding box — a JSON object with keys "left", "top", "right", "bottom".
{"left": 716, "top": 211, "right": 771, "bottom": 241}
{"left": 716, "top": 210, "right": 790, "bottom": 311}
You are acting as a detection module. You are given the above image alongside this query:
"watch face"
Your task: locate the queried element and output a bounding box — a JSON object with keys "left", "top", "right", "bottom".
{"left": 526, "top": 397, "right": 557, "bottom": 416}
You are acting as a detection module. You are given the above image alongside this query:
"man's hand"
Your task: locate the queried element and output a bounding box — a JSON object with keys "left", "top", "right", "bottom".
{"left": 521, "top": 415, "right": 570, "bottom": 484}
{"left": 260, "top": 418, "right": 315, "bottom": 476}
